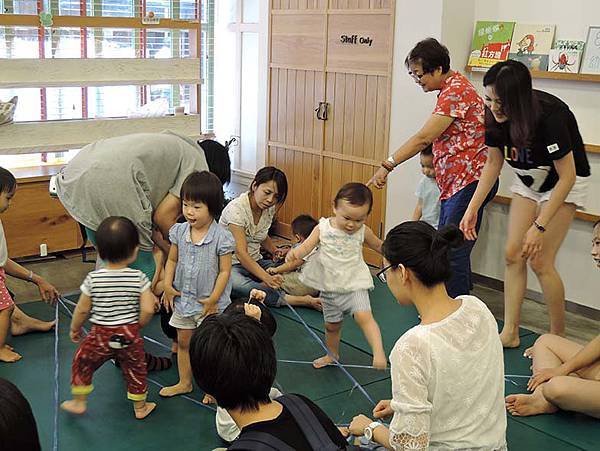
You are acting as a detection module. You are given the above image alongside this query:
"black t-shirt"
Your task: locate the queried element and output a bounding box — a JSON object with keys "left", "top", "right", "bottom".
{"left": 485, "top": 90, "right": 590, "bottom": 193}
{"left": 229, "top": 394, "right": 348, "bottom": 451}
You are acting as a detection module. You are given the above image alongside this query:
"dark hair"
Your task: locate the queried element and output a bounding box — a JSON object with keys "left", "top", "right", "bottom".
{"left": 0, "top": 378, "right": 41, "bottom": 451}
{"left": 291, "top": 214, "right": 318, "bottom": 239}
{"left": 189, "top": 314, "right": 276, "bottom": 412}
{"left": 0, "top": 167, "right": 16, "bottom": 195}
{"left": 420, "top": 144, "right": 433, "bottom": 157}
{"left": 95, "top": 216, "right": 139, "bottom": 263}
{"left": 383, "top": 221, "right": 464, "bottom": 287}
{"left": 334, "top": 182, "right": 373, "bottom": 214}
{"left": 251, "top": 166, "right": 288, "bottom": 205}
{"left": 180, "top": 171, "right": 225, "bottom": 218}
{"left": 199, "top": 139, "right": 231, "bottom": 186}
{"left": 483, "top": 60, "right": 538, "bottom": 148}
{"left": 223, "top": 300, "right": 277, "bottom": 337}
{"left": 405, "top": 38, "right": 451, "bottom": 74}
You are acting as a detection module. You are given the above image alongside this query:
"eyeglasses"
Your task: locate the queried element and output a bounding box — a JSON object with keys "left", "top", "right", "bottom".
{"left": 376, "top": 264, "right": 396, "bottom": 284}
{"left": 408, "top": 71, "right": 427, "bottom": 81}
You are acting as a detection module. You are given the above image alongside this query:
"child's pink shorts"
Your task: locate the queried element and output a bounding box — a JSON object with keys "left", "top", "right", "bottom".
{"left": 0, "top": 268, "right": 15, "bottom": 311}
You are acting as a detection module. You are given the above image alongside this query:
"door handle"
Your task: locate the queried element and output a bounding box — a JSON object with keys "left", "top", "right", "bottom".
{"left": 315, "top": 102, "right": 329, "bottom": 120}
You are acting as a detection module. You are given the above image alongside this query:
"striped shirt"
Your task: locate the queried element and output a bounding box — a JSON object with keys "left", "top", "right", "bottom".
{"left": 80, "top": 268, "right": 151, "bottom": 326}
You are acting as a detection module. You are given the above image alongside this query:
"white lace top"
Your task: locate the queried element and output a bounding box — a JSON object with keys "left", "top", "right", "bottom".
{"left": 389, "top": 295, "right": 507, "bottom": 451}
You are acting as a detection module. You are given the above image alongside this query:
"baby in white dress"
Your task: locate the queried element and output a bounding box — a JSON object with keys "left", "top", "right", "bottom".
{"left": 286, "top": 182, "right": 386, "bottom": 369}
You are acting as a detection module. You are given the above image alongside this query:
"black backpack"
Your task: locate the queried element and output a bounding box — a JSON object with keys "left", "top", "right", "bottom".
{"left": 228, "top": 394, "right": 369, "bottom": 451}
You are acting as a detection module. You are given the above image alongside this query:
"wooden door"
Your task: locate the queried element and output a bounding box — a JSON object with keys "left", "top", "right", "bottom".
{"left": 268, "top": 0, "right": 395, "bottom": 265}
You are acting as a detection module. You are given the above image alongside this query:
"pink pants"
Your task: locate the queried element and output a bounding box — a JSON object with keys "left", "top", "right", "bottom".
{"left": 0, "top": 268, "right": 15, "bottom": 311}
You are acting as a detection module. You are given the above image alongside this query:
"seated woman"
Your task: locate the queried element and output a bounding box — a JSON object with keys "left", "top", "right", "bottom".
{"left": 0, "top": 377, "right": 41, "bottom": 451}
{"left": 348, "top": 221, "right": 506, "bottom": 450}
{"left": 219, "top": 166, "right": 320, "bottom": 310}
{"left": 505, "top": 220, "right": 600, "bottom": 419}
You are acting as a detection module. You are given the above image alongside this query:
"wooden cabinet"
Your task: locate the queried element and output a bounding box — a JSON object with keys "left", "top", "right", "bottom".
{"left": 0, "top": 166, "right": 83, "bottom": 258}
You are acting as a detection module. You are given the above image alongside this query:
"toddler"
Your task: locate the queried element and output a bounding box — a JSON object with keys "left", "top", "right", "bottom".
{"left": 412, "top": 145, "right": 440, "bottom": 228}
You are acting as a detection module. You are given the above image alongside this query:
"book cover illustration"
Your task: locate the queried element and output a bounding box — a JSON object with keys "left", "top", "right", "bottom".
{"left": 508, "top": 24, "right": 556, "bottom": 71}
{"left": 549, "top": 40, "right": 585, "bottom": 73}
{"left": 468, "top": 21, "right": 515, "bottom": 69}
{"left": 581, "top": 26, "right": 600, "bottom": 74}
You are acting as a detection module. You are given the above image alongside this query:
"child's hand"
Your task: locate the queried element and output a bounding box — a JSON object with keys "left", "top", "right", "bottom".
{"left": 249, "top": 289, "right": 267, "bottom": 303}
{"left": 285, "top": 248, "right": 300, "bottom": 263}
{"left": 162, "top": 285, "right": 180, "bottom": 313}
{"left": 244, "top": 303, "right": 262, "bottom": 321}
{"left": 153, "top": 298, "right": 161, "bottom": 313}
{"left": 273, "top": 247, "right": 288, "bottom": 261}
{"left": 199, "top": 298, "right": 218, "bottom": 318}
{"left": 264, "top": 274, "right": 283, "bottom": 290}
{"left": 70, "top": 328, "right": 82, "bottom": 343}
{"left": 266, "top": 267, "right": 278, "bottom": 275}
{"left": 372, "top": 399, "right": 393, "bottom": 419}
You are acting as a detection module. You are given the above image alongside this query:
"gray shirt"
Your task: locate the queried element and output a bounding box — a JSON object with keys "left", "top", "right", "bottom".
{"left": 415, "top": 176, "right": 441, "bottom": 228}
{"left": 56, "top": 130, "right": 208, "bottom": 251}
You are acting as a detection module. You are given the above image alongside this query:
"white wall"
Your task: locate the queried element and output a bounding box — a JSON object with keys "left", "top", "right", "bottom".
{"left": 384, "top": 0, "right": 444, "bottom": 229}
{"left": 385, "top": 0, "right": 600, "bottom": 310}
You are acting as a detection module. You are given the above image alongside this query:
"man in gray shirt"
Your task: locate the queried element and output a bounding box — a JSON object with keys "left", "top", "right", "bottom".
{"left": 56, "top": 130, "right": 230, "bottom": 280}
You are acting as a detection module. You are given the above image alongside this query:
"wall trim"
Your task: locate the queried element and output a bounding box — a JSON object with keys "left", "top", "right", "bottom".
{"left": 472, "top": 273, "right": 600, "bottom": 321}
{"left": 231, "top": 169, "right": 254, "bottom": 188}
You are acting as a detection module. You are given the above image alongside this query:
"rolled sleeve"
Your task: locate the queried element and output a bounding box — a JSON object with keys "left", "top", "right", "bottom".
{"left": 169, "top": 223, "right": 185, "bottom": 245}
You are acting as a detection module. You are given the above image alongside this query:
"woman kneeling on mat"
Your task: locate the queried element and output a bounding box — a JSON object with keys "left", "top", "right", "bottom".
{"left": 348, "top": 221, "right": 506, "bottom": 450}
{"left": 506, "top": 220, "right": 600, "bottom": 419}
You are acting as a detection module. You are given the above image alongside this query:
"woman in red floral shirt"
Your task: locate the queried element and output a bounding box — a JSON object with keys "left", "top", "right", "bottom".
{"left": 369, "top": 38, "right": 498, "bottom": 297}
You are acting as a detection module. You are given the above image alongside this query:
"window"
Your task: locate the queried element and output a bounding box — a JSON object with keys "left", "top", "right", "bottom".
{"left": 0, "top": 0, "right": 211, "bottom": 169}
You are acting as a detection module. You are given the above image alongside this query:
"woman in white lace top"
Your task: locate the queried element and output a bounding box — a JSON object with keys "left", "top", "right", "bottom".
{"left": 348, "top": 221, "right": 507, "bottom": 450}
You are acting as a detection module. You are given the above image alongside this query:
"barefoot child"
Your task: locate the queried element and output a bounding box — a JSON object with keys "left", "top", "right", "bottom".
{"left": 286, "top": 182, "right": 387, "bottom": 369}
{"left": 61, "top": 216, "right": 158, "bottom": 419}
{"left": 0, "top": 167, "right": 60, "bottom": 363}
{"left": 267, "top": 214, "right": 321, "bottom": 310}
{"left": 159, "top": 171, "right": 234, "bottom": 398}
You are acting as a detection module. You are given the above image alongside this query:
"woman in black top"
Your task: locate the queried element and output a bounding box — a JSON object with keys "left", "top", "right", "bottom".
{"left": 459, "top": 60, "right": 591, "bottom": 348}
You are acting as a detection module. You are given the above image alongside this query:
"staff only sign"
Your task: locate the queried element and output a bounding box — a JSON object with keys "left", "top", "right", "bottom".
{"left": 340, "top": 34, "right": 374, "bottom": 47}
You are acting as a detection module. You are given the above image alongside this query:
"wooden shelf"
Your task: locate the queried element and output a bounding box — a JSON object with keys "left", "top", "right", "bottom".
{"left": 585, "top": 144, "right": 600, "bottom": 154}
{"left": 466, "top": 65, "right": 600, "bottom": 83}
{"left": 0, "top": 14, "right": 198, "bottom": 30}
{"left": 493, "top": 195, "right": 599, "bottom": 223}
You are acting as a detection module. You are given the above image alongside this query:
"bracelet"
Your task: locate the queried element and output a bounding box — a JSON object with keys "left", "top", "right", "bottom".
{"left": 533, "top": 220, "right": 546, "bottom": 233}
{"left": 381, "top": 160, "right": 395, "bottom": 172}
{"left": 27, "top": 270, "right": 34, "bottom": 281}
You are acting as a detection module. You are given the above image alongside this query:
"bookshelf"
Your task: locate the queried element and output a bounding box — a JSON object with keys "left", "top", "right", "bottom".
{"left": 465, "top": 65, "right": 600, "bottom": 83}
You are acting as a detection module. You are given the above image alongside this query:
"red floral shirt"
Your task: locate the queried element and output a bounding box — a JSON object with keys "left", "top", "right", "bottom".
{"left": 432, "top": 72, "right": 487, "bottom": 200}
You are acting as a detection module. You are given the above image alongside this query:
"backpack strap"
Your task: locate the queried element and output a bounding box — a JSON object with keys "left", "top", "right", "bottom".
{"left": 276, "top": 394, "right": 341, "bottom": 451}
{"left": 228, "top": 431, "right": 295, "bottom": 451}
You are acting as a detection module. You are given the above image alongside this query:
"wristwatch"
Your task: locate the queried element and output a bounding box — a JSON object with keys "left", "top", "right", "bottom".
{"left": 364, "top": 421, "right": 382, "bottom": 441}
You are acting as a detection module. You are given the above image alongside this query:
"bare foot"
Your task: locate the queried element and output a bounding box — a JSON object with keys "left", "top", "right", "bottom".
{"left": 134, "top": 402, "right": 157, "bottom": 419}
{"left": 499, "top": 329, "right": 520, "bottom": 348}
{"left": 61, "top": 399, "right": 87, "bottom": 415}
{"left": 0, "top": 347, "right": 22, "bottom": 363}
{"left": 159, "top": 383, "right": 193, "bottom": 397}
{"left": 4, "top": 344, "right": 14, "bottom": 351}
{"left": 11, "top": 316, "right": 56, "bottom": 336}
{"left": 505, "top": 391, "right": 558, "bottom": 417}
{"left": 313, "top": 354, "right": 338, "bottom": 369}
{"left": 202, "top": 394, "right": 216, "bottom": 404}
{"left": 372, "top": 354, "right": 387, "bottom": 370}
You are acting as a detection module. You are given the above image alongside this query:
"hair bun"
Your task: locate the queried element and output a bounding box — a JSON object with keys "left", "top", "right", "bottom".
{"left": 431, "top": 224, "right": 464, "bottom": 252}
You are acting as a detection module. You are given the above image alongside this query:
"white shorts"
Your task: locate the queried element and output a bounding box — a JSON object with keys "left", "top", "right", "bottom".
{"left": 510, "top": 175, "right": 589, "bottom": 209}
{"left": 321, "top": 290, "right": 371, "bottom": 323}
{"left": 169, "top": 309, "right": 204, "bottom": 330}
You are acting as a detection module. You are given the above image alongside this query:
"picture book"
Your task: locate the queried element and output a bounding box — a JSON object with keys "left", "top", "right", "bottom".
{"left": 548, "top": 40, "right": 585, "bottom": 73}
{"left": 508, "top": 23, "right": 555, "bottom": 71}
{"left": 581, "top": 26, "right": 600, "bottom": 74}
{"left": 468, "top": 21, "right": 515, "bottom": 70}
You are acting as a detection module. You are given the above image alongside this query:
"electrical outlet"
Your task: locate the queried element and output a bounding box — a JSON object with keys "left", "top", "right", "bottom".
{"left": 40, "top": 243, "right": 48, "bottom": 257}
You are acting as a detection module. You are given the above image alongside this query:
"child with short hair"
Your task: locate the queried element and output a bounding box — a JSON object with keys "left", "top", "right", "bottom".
{"left": 61, "top": 216, "right": 158, "bottom": 419}
{"left": 286, "top": 183, "right": 387, "bottom": 369}
{"left": 0, "top": 167, "right": 60, "bottom": 363}
{"left": 159, "top": 170, "right": 235, "bottom": 398}
{"left": 267, "top": 214, "right": 321, "bottom": 308}
{"left": 213, "top": 289, "right": 283, "bottom": 443}
{"left": 412, "top": 145, "right": 441, "bottom": 228}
